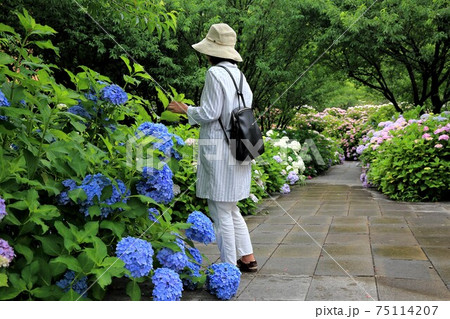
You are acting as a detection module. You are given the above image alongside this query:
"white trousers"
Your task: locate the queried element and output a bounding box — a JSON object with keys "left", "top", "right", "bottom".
{"left": 207, "top": 199, "right": 254, "bottom": 265}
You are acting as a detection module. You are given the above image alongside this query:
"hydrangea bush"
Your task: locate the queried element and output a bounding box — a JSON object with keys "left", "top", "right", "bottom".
{"left": 358, "top": 111, "right": 450, "bottom": 201}
{"left": 0, "top": 13, "right": 207, "bottom": 301}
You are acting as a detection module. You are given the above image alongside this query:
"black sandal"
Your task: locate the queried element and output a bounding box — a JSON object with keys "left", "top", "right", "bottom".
{"left": 237, "top": 259, "right": 258, "bottom": 272}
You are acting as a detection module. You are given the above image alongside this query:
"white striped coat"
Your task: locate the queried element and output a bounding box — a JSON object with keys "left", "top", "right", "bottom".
{"left": 187, "top": 61, "right": 252, "bottom": 202}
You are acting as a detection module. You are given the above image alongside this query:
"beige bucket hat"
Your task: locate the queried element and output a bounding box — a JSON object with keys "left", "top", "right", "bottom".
{"left": 192, "top": 23, "right": 243, "bottom": 62}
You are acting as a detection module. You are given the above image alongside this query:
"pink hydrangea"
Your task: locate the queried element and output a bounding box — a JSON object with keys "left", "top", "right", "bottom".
{"left": 422, "top": 133, "right": 432, "bottom": 140}
{"left": 434, "top": 144, "right": 443, "bottom": 149}
{"left": 438, "top": 134, "right": 449, "bottom": 141}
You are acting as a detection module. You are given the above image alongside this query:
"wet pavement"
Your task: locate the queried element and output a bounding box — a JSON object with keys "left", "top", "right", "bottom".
{"left": 184, "top": 161, "right": 450, "bottom": 301}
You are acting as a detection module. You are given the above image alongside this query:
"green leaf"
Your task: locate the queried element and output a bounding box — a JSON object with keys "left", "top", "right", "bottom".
{"left": 68, "top": 188, "right": 87, "bottom": 203}
{"left": 34, "top": 235, "right": 64, "bottom": 256}
{"left": 32, "top": 40, "right": 59, "bottom": 55}
{"left": 0, "top": 23, "right": 17, "bottom": 34}
{"left": 100, "top": 220, "right": 125, "bottom": 237}
{"left": 85, "top": 237, "right": 107, "bottom": 265}
{"left": 51, "top": 255, "right": 83, "bottom": 273}
{"left": 120, "top": 55, "right": 132, "bottom": 74}
{"left": 0, "top": 52, "right": 15, "bottom": 65}
{"left": 156, "top": 86, "right": 169, "bottom": 107}
{"left": 14, "top": 244, "right": 34, "bottom": 264}
{"left": 0, "top": 274, "right": 8, "bottom": 287}
{"left": 31, "top": 285, "right": 63, "bottom": 300}
{"left": 126, "top": 280, "right": 141, "bottom": 301}
{"left": 23, "top": 149, "right": 39, "bottom": 178}
{"left": 160, "top": 110, "right": 184, "bottom": 123}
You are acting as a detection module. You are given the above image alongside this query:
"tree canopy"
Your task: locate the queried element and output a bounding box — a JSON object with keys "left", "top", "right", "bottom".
{"left": 0, "top": 0, "right": 448, "bottom": 128}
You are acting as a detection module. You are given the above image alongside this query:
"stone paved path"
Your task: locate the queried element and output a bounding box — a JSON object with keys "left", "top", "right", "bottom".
{"left": 184, "top": 161, "right": 450, "bottom": 301}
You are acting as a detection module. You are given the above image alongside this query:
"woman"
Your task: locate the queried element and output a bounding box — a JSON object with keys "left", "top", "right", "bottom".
{"left": 168, "top": 23, "right": 257, "bottom": 272}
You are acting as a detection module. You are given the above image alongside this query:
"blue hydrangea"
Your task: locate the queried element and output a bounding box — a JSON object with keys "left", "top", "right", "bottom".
{"left": 101, "top": 84, "right": 128, "bottom": 105}
{"left": 206, "top": 263, "right": 241, "bottom": 300}
{"left": 0, "top": 90, "right": 10, "bottom": 107}
{"left": 58, "top": 174, "right": 130, "bottom": 218}
{"left": 174, "top": 135, "right": 185, "bottom": 146}
{"left": 156, "top": 246, "right": 188, "bottom": 272}
{"left": 136, "top": 164, "right": 174, "bottom": 204}
{"left": 116, "top": 236, "right": 154, "bottom": 278}
{"left": 152, "top": 268, "right": 183, "bottom": 301}
{"left": 57, "top": 179, "right": 78, "bottom": 206}
{"left": 56, "top": 270, "right": 88, "bottom": 296}
{"left": 148, "top": 207, "right": 161, "bottom": 224}
{"left": 185, "top": 211, "right": 216, "bottom": 245}
{"left": 0, "top": 116, "right": 7, "bottom": 121}
{"left": 67, "top": 105, "right": 92, "bottom": 119}
{"left": 182, "top": 247, "right": 203, "bottom": 291}
{"left": 84, "top": 92, "right": 98, "bottom": 102}
{"left": 137, "top": 122, "right": 184, "bottom": 159}
{"left": 183, "top": 268, "right": 202, "bottom": 291}
{"left": 0, "top": 197, "right": 6, "bottom": 221}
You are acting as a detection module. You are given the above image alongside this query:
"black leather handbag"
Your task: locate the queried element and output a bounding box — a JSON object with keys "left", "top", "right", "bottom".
{"left": 217, "top": 66, "right": 265, "bottom": 161}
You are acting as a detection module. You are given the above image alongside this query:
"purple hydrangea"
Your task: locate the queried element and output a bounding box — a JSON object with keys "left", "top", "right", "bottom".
{"left": 56, "top": 270, "right": 88, "bottom": 296}
{"left": 206, "top": 263, "right": 241, "bottom": 300}
{"left": 136, "top": 164, "right": 174, "bottom": 204}
{"left": 116, "top": 237, "right": 154, "bottom": 278}
{"left": 273, "top": 155, "right": 282, "bottom": 163}
{"left": 280, "top": 183, "right": 290, "bottom": 194}
{"left": 0, "top": 238, "right": 15, "bottom": 268}
{"left": 100, "top": 84, "right": 128, "bottom": 105}
{"left": 185, "top": 211, "right": 216, "bottom": 245}
{"left": 152, "top": 268, "right": 183, "bottom": 301}
{"left": 0, "top": 197, "right": 6, "bottom": 221}
{"left": 287, "top": 171, "right": 299, "bottom": 185}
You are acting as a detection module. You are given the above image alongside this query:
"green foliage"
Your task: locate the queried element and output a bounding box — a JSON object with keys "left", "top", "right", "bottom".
{"left": 324, "top": 0, "right": 449, "bottom": 113}
{"left": 359, "top": 113, "right": 450, "bottom": 201}
{"left": 0, "top": 14, "right": 197, "bottom": 300}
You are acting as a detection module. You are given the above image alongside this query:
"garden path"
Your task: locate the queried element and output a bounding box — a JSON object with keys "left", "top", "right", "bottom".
{"left": 184, "top": 161, "right": 450, "bottom": 301}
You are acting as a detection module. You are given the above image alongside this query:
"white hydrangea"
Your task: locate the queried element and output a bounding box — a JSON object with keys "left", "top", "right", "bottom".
{"left": 289, "top": 141, "right": 301, "bottom": 151}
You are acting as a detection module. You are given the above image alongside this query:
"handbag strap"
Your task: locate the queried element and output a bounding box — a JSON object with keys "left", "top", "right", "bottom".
{"left": 216, "top": 65, "right": 246, "bottom": 145}
{"left": 216, "top": 65, "right": 246, "bottom": 109}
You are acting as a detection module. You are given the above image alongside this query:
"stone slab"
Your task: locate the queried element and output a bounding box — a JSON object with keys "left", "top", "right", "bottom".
{"left": 372, "top": 245, "right": 427, "bottom": 260}
{"left": 374, "top": 259, "right": 442, "bottom": 280}
{"left": 325, "top": 234, "right": 370, "bottom": 246}
{"left": 250, "top": 230, "right": 289, "bottom": 244}
{"left": 315, "top": 256, "right": 374, "bottom": 276}
{"left": 369, "top": 216, "right": 406, "bottom": 225}
{"left": 370, "top": 233, "right": 419, "bottom": 246}
{"left": 272, "top": 244, "right": 322, "bottom": 258}
{"left": 329, "top": 224, "right": 369, "bottom": 234}
{"left": 306, "top": 276, "right": 377, "bottom": 301}
{"left": 237, "top": 275, "right": 311, "bottom": 301}
{"left": 259, "top": 257, "right": 318, "bottom": 276}
{"left": 376, "top": 277, "right": 450, "bottom": 301}
{"left": 282, "top": 230, "right": 327, "bottom": 245}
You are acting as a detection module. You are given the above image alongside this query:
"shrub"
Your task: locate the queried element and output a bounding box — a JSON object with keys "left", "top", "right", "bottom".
{"left": 359, "top": 112, "right": 450, "bottom": 201}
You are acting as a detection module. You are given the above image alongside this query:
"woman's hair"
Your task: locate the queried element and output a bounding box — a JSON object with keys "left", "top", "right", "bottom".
{"left": 207, "top": 55, "right": 238, "bottom": 65}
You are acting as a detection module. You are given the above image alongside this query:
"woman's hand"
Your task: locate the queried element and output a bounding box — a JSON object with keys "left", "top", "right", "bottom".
{"left": 168, "top": 101, "right": 188, "bottom": 114}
